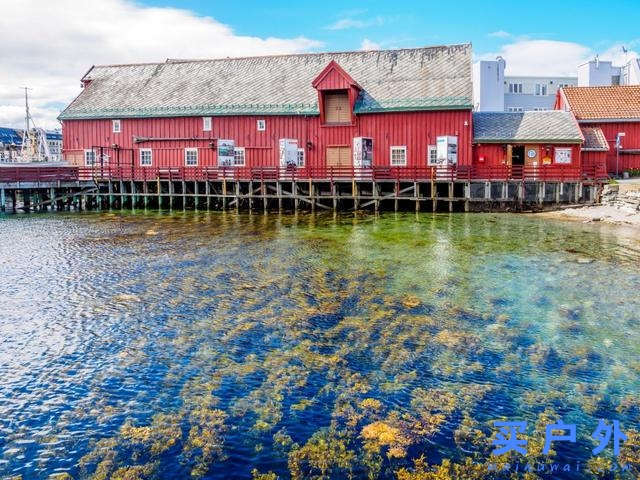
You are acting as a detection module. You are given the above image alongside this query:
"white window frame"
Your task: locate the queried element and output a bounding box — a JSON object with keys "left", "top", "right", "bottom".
{"left": 508, "top": 83, "right": 523, "bottom": 94}
{"left": 390, "top": 146, "right": 407, "bottom": 166}
{"left": 84, "top": 149, "right": 96, "bottom": 166}
{"left": 534, "top": 83, "right": 548, "bottom": 96}
{"left": 203, "top": 117, "right": 212, "bottom": 131}
{"left": 427, "top": 145, "right": 437, "bottom": 166}
{"left": 297, "top": 148, "right": 305, "bottom": 167}
{"left": 233, "top": 147, "right": 245, "bottom": 167}
{"left": 112, "top": 119, "right": 121, "bottom": 133}
{"left": 139, "top": 148, "right": 152, "bottom": 166}
{"left": 184, "top": 147, "right": 198, "bottom": 166}
{"left": 257, "top": 119, "right": 266, "bottom": 131}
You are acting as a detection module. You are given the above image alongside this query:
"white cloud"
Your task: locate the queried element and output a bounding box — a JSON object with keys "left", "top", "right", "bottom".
{"left": 488, "top": 30, "right": 511, "bottom": 39}
{"left": 0, "top": 0, "right": 322, "bottom": 130}
{"left": 360, "top": 39, "right": 381, "bottom": 51}
{"left": 325, "top": 15, "right": 385, "bottom": 31}
{"left": 477, "top": 39, "right": 625, "bottom": 76}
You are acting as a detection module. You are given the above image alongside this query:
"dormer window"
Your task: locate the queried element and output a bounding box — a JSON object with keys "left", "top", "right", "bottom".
{"left": 323, "top": 90, "right": 351, "bottom": 124}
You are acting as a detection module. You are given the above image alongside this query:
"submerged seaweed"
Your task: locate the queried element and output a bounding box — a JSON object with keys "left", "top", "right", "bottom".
{"left": 1, "top": 211, "right": 639, "bottom": 479}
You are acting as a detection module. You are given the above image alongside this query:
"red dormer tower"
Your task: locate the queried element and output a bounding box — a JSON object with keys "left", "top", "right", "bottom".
{"left": 312, "top": 60, "right": 361, "bottom": 126}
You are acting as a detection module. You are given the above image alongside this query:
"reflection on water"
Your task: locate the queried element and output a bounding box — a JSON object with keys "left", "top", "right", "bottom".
{"left": 0, "top": 211, "right": 639, "bottom": 479}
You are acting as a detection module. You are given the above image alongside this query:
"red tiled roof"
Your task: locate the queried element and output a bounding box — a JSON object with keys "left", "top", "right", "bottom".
{"left": 580, "top": 127, "right": 610, "bottom": 151}
{"left": 562, "top": 86, "right": 640, "bottom": 120}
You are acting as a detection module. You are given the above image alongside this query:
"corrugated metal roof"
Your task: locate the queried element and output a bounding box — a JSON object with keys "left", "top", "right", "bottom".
{"left": 580, "top": 127, "right": 610, "bottom": 151}
{"left": 0, "top": 127, "right": 22, "bottom": 146}
{"left": 59, "top": 44, "right": 472, "bottom": 120}
{"left": 562, "top": 86, "right": 640, "bottom": 120}
{"left": 473, "top": 111, "right": 583, "bottom": 143}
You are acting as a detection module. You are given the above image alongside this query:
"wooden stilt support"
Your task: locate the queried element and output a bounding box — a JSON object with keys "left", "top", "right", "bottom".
{"left": 222, "top": 180, "right": 227, "bottom": 210}
{"left": 0, "top": 188, "right": 5, "bottom": 212}
{"left": 262, "top": 181, "right": 267, "bottom": 213}
{"left": 464, "top": 182, "right": 470, "bottom": 212}
{"left": 331, "top": 181, "right": 337, "bottom": 211}
{"left": 373, "top": 181, "right": 379, "bottom": 213}
{"left": 414, "top": 182, "right": 420, "bottom": 212}
{"left": 235, "top": 181, "right": 240, "bottom": 213}
{"left": 394, "top": 181, "right": 399, "bottom": 212}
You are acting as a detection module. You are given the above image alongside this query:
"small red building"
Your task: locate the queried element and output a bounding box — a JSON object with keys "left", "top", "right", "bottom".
{"left": 472, "top": 111, "right": 584, "bottom": 178}
{"left": 59, "top": 45, "right": 474, "bottom": 173}
{"left": 555, "top": 86, "right": 640, "bottom": 175}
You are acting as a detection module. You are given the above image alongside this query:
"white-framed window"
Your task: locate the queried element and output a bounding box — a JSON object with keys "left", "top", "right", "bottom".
{"left": 203, "top": 117, "right": 212, "bottom": 131}
{"left": 390, "top": 146, "right": 407, "bottom": 166}
{"left": 508, "top": 83, "right": 523, "bottom": 94}
{"left": 427, "top": 145, "right": 437, "bottom": 165}
{"left": 184, "top": 147, "right": 198, "bottom": 166}
{"left": 112, "top": 119, "right": 121, "bottom": 133}
{"left": 534, "top": 83, "right": 548, "bottom": 96}
{"left": 297, "top": 148, "right": 305, "bottom": 167}
{"left": 140, "top": 148, "right": 152, "bottom": 166}
{"left": 233, "top": 147, "right": 245, "bottom": 166}
{"left": 507, "top": 107, "right": 524, "bottom": 112}
{"left": 257, "top": 119, "right": 266, "bottom": 131}
{"left": 84, "top": 149, "right": 96, "bottom": 166}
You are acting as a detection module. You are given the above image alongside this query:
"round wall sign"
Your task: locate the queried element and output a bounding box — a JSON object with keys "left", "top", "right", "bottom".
{"left": 527, "top": 149, "right": 537, "bottom": 158}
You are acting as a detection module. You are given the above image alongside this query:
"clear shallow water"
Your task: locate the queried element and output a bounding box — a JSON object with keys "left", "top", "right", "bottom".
{"left": 0, "top": 211, "right": 639, "bottom": 480}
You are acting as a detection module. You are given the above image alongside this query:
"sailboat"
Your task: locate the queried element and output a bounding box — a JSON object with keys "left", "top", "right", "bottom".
{"left": 17, "top": 87, "right": 53, "bottom": 163}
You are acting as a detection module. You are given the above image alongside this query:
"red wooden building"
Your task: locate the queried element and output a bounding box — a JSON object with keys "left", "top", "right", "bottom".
{"left": 472, "top": 111, "right": 585, "bottom": 178}
{"left": 59, "top": 45, "right": 474, "bottom": 175}
{"left": 555, "top": 86, "right": 640, "bottom": 175}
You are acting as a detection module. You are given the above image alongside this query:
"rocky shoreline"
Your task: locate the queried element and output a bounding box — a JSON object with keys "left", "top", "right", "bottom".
{"left": 536, "top": 183, "right": 640, "bottom": 229}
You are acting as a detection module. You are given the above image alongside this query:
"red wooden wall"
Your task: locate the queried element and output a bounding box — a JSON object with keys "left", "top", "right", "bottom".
{"left": 62, "top": 110, "right": 473, "bottom": 169}
{"left": 586, "top": 122, "right": 640, "bottom": 173}
{"left": 473, "top": 144, "right": 582, "bottom": 168}
{"left": 555, "top": 91, "right": 640, "bottom": 173}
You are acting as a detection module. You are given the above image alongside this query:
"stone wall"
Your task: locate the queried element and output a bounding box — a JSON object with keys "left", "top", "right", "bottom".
{"left": 601, "top": 184, "right": 640, "bottom": 212}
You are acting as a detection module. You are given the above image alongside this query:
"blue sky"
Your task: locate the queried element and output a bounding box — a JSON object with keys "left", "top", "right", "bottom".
{"left": 1, "top": 0, "right": 639, "bottom": 129}
{"left": 141, "top": 0, "right": 640, "bottom": 56}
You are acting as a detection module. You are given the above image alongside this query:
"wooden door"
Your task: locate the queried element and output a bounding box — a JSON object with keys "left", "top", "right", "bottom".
{"left": 524, "top": 145, "right": 539, "bottom": 166}
{"left": 326, "top": 146, "right": 351, "bottom": 167}
{"left": 324, "top": 92, "right": 351, "bottom": 123}
{"left": 506, "top": 145, "right": 513, "bottom": 165}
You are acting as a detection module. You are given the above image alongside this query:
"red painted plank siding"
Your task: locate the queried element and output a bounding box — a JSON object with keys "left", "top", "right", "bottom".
{"left": 62, "top": 110, "right": 473, "bottom": 169}
{"left": 473, "top": 144, "right": 582, "bottom": 168}
{"left": 555, "top": 90, "right": 640, "bottom": 173}
{"left": 585, "top": 122, "right": 640, "bottom": 172}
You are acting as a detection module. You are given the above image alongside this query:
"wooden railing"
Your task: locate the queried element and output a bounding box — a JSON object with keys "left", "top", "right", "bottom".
{"left": 0, "top": 166, "right": 94, "bottom": 183}
{"left": 91, "top": 164, "right": 608, "bottom": 182}
{"left": 0, "top": 163, "right": 608, "bottom": 184}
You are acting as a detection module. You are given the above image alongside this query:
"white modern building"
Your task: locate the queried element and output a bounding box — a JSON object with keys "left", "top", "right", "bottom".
{"left": 474, "top": 57, "right": 577, "bottom": 112}
{"left": 577, "top": 57, "right": 640, "bottom": 86}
